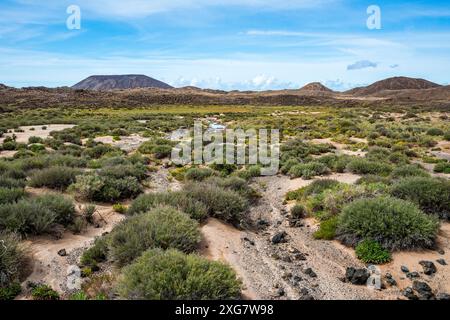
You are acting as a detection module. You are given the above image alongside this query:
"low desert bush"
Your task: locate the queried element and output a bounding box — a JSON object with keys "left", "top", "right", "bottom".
{"left": 109, "top": 206, "right": 200, "bottom": 266}
{"left": 29, "top": 166, "right": 79, "bottom": 190}
{"left": 183, "top": 182, "right": 248, "bottom": 224}
{"left": 347, "top": 158, "right": 392, "bottom": 176}
{"left": 390, "top": 165, "right": 430, "bottom": 179}
{"left": 355, "top": 239, "right": 391, "bottom": 264}
{"left": 31, "top": 284, "right": 60, "bottom": 300}
{"left": 81, "top": 237, "right": 109, "bottom": 268}
{"left": 0, "top": 232, "right": 26, "bottom": 290}
{"left": 0, "top": 187, "right": 25, "bottom": 204}
{"left": 434, "top": 162, "right": 450, "bottom": 174}
{"left": 390, "top": 177, "right": 450, "bottom": 219}
{"left": 128, "top": 192, "right": 208, "bottom": 221}
{"left": 184, "top": 167, "right": 216, "bottom": 181}
{"left": 117, "top": 249, "right": 242, "bottom": 300}
{"left": 288, "top": 162, "right": 329, "bottom": 179}
{"left": 112, "top": 203, "right": 127, "bottom": 214}
{"left": 71, "top": 174, "right": 142, "bottom": 202}
{"left": 290, "top": 204, "right": 306, "bottom": 219}
{"left": 313, "top": 217, "right": 338, "bottom": 240}
{"left": 337, "top": 197, "right": 439, "bottom": 250}
{"left": 0, "top": 195, "right": 75, "bottom": 234}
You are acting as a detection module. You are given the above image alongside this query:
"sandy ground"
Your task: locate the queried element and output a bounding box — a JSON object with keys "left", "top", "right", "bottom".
{"left": 82, "top": 134, "right": 149, "bottom": 152}
{"left": 0, "top": 124, "right": 75, "bottom": 144}
{"left": 0, "top": 150, "right": 17, "bottom": 158}
{"left": 380, "top": 223, "right": 450, "bottom": 296}
{"left": 199, "top": 172, "right": 396, "bottom": 300}
{"left": 18, "top": 188, "right": 125, "bottom": 299}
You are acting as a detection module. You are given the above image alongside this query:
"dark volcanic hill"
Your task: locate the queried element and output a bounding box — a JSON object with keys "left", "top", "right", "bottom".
{"left": 299, "top": 82, "right": 333, "bottom": 92}
{"left": 72, "top": 75, "right": 173, "bottom": 90}
{"left": 347, "top": 76, "right": 441, "bottom": 96}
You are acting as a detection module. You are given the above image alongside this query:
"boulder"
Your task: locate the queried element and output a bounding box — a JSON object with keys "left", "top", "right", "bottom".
{"left": 419, "top": 261, "right": 437, "bottom": 275}
{"left": 413, "top": 281, "right": 434, "bottom": 300}
{"left": 303, "top": 268, "right": 317, "bottom": 278}
{"left": 436, "top": 293, "right": 450, "bottom": 300}
{"left": 401, "top": 266, "right": 409, "bottom": 273}
{"left": 345, "top": 267, "right": 369, "bottom": 285}
{"left": 403, "top": 287, "right": 418, "bottom": 300}
{"left": 57, "top": 249, "right": 67, "bottom": 257}
{"left": 436, "top": 259, "right": 447, "bottom": 266}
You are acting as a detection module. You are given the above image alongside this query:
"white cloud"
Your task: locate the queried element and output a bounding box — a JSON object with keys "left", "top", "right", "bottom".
{"left": 347, "top": 60, "right": 378, "bottom": 70}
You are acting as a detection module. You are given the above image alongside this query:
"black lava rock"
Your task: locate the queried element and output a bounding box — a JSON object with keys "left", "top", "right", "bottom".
{"left": 403, "top": 287, "right": 418, "bottom": 300}
{"left": 303, "top": 268, "right": 317, "bottom": 278}
{"left": 436, "top": 259, "right": 447, "bottom": 266}
{"left": 401, "top": 266, "right": 409, "bottom": 273}
{"left": 345, "top": 267, "right": 369, "bottom": 285}
{"left": 57, "top": 249, "right": 67, "bottom": 257}
{"left": 271, "top": 231, "right": 288, "bottom": 244}
{"left": 419, "top": 261, "right": 437, "bottom": 276}
{"left": 413, "top": 281, "right": 434, "bottom": 300}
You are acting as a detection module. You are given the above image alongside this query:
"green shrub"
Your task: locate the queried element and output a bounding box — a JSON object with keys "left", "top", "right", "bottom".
{"left": 81, "top": 237, "right": 109, "bottom": 268}
{"left": 113, "top": 203, "right": 127, "bottom": 214}
{"left": 434, "top": 162, "right": 450, "bottom": 174}
{"left": 0, "top": 195, "right": 75, "bottom": 234}
{"left": 0, "top": 187, "right": 26, "bottom": 204}
{"left": 183, "top": 182, "right": 248, "bottom": 224}
{"left": 0, "top": 176, "right": 25, "bottom": 188}
{"left": 390, "top": 177, "right": 450, "bottom": 219}
{"left": 356, "top": 175, "right": 391, "bottom": 185}
{"left": 128, "top": 192, "right": 208, "bottom": 221}
{"left": 427, "top": 128, "right": 444, "bottom": 136}
{"left": 290, "top": 204, "right": 306, "bottom": 219}
{"left": 29, "top": 166, "right": 79, "bottom": 190}
{"left": 337, "top": 197, "right": 439, "bottom": 250}
{"left": 347, "top": 158, "right": 392, "bottom": 176}
{"left": 109, "top": 206, "right": 200, "bottom": 266}
{"left": 0, "top": 232, "right": 25, "bottom": 289}
{"left": 100, "top": 164, "right": 147, "bottom": 182}
{"left": 31, "top": 284, "right": 60, "bottom": 300}
{"left": 0, "top": 282, "right": 22, "bottom": 300}
{"left": 444, "top": 131, "right": 450, "bottom": 141}
{"left": 313, "top": 217, "right": 338, "bottom": 240}
{"left": 185, "top": 167, "right": 216, "bottom": 181}
{"left": 288, "top": 162, "right": 329, "bottom": 179}
{"left": 355, "top": 239, "right": 391, "bottom": 264}
{"left": 117, "top": 249, "right": 242, "bottom": 300}
{"left": 69, "top": 291, "right": 89, "bottom": 300}
{"left": 71, "top": 174, "right": 142, "bottom": 202}
{"left": 390, "top": 165, "right": 430, "bottom": 179}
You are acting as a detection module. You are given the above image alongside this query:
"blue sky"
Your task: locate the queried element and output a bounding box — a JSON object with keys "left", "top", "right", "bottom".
{"left": 0, "top": 0, "right": 449, "bottom": 90}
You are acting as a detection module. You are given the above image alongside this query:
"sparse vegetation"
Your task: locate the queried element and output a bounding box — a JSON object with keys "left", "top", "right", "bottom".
{"left": 337, "top": 197, "right": 439, "bottom": 250}
{"left": 117, "top": 249, "right": 242, "bottom": 300}
{"left": 355, "top": 239, "right": 391, "bottom": 264}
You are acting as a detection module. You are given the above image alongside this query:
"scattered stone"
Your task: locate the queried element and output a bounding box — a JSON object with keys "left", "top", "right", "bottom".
{"left": 419, "top": 260, "right": 437, "bottom": 275}
{"left": 271, "top": 231, "right": 288, "bottom": 244}
{"left": 303, "top": 268, "right": 317, "bottom": 278}
{"left": 401, "top": 266, "right": 409, "bottom": 273}
{"left": 277, "top": 288, "right": 285, "bottom": 297}
{"left": 293, "top": 252, "right": 307, "bottom": 261}
{"left": 293, "top": 275, "right": 303, "bottom": 282}
{"left": 386, "top": 278, "right": 397, "bottom": 286}
{"left": 385, "top": 273, "right": 393, "bottom": 279}
{"left": 436, "top": 293, "right": 450, "bottom": 300}
{"left": 280, "top": 255, "right": 292, "bottom": 263}
{"left": 345, "top": 267, "right": 370, "bottom": 285}
{"left": 437, "top": 249, "right": 445, "bottom": 255}
{"left": 407, "top": 272, "right": 420, "bottom": 279}
{"left": 403, "top": 287, "right": 418, "bottom": 300}
{"left": 436, "top": 259, "right": 447, "bottom": 266}
{"left": 282, "top": 272, "right": 292, "bottom": 280}
{"left": 243, "top": 237, "right": 255, "bottom": 246}
{"left": 413, "top": 281, "right": 434, "bottom": 300}
{"left": 57, "top": 249, "right": 67, "bottom": 257}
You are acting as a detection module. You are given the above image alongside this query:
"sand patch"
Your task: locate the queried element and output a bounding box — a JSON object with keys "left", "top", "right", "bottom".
{"left": 0, "top": 124, "right": 75, "bottom": 144}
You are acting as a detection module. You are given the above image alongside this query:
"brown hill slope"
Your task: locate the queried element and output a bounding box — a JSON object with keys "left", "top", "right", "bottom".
{"left": 72, "top": 75, "right": 173, "bottom": 90}
{"left": 347, "top": 77, "right": 441, "bottom": 96}
{"left": 299, "top": 82, "right": 333, "bottom": 92}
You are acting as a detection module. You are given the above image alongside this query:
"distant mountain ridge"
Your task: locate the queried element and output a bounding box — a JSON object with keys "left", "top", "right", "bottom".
{"left": 346, "top": 76, "right": 441, "bottom": 96}
{"left": 299, "top": 82, "right": 333, "bottom": 92}
{"left": 72, "top": 75, "right": 173, "bottom": 90}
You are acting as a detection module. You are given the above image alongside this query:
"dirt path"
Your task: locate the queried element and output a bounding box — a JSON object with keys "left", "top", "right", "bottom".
{"left": 19, "top": 204, "right": 124, "bottom": 299}
{"left": 200, "top": 173, "right": 397, "bottom": 300}
{"left": 310, "top": 138, "right": 366, "bottom": 157}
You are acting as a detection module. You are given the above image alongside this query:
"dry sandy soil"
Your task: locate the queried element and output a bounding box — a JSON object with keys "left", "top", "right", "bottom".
{"left": 200, "top": 172, "right": 450, "bottom": 300}
{"left": 0, "top": 124, "right": 75, "bottom": 144}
